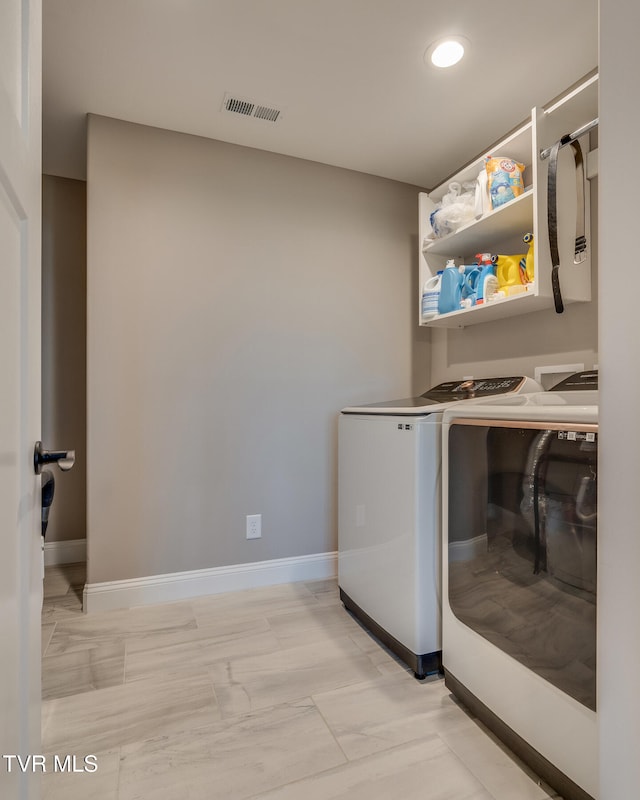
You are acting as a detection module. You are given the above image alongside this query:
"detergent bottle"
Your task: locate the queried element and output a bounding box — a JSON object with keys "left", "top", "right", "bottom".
{"left": 421, "top": 270, "right": 443, "bottom": 321}
{"left": 438, "top": 260, "right": 463, "bottom": 315}
{"left": 460, "top": 266, "right": 480, "bottom": 308}
{"left": 475, "top": 253, "right": 499, "bottom": 305}
{"left": 491, "top": 252, "right": 526, "bottom": 295}
{"left": 523, "top": 233, "right": 534, "bottom": 284}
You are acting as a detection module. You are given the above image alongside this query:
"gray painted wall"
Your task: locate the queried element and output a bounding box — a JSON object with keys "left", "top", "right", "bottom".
{"left": 86, "top": 114, "right": 430, "bottom": 584}
{"left": 41, "top": 175, "right": 87, "bottom": 543}
{"left": 52, "top": 110, "right": 598, "bottom": 586}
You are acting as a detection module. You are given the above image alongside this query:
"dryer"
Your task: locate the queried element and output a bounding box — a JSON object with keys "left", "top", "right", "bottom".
{"left": 338, "top": 375, "right": 540, "bottom": 679}
{"left": 441, "top": 371, "right": 598, "bottom": 800}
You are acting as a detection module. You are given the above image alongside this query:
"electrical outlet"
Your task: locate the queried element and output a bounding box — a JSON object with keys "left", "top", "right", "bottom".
{"left": 246, "top": 514, "right": 262, "bottom": 539}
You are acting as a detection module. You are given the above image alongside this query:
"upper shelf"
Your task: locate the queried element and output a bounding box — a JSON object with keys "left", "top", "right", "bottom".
{"left": 423, "top": 189, "right": 534, "bottom": 257}
{"left": 428, "top": 121, "right": 533, "bottom": 204}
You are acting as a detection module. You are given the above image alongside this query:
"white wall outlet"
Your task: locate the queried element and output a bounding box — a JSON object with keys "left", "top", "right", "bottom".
{"left": 246, "top": 514, "right": 262, "bottom": 539}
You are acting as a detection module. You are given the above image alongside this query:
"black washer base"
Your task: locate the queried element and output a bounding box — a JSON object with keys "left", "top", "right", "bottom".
{"left": 444, "top": 670, "right": 595, "bottom": 800}
{"left": 339, "top": 587, "right": 442, "bottom": 679}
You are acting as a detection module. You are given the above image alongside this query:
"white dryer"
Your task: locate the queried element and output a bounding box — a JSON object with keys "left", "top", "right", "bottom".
{"left": 338, "top": 375, "right": 540, "bottom": 679}
{"left": 441, "top": 370, "right": 598, "bottom": 800}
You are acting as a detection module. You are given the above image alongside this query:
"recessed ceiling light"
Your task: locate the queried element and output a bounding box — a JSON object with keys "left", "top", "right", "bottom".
{"left": 425, "top": 36, "right": 469, "bottom": 69}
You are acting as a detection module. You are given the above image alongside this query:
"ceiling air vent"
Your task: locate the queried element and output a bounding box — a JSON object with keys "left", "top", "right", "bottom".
{"left": 222, "top": 93, "right": 282, "bottom": 123}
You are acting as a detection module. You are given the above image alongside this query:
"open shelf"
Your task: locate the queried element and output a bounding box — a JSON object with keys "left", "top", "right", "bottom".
{"left": 423, "top": 190, "right": 534, "bottom": 258}
{"left": 418, "top": 74, "right": 597, "bottom": 329}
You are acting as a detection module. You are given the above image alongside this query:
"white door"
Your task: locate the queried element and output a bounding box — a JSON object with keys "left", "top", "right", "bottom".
{"left": 0, "top": 1, "right": 43, "bottom": 799}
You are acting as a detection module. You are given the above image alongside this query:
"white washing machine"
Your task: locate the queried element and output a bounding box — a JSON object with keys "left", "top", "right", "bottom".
{"left": 441, "top": 370, "right": 598, "bottom": 800}
{"left": 338, "top": 375, "right": 540, "bottom": 679}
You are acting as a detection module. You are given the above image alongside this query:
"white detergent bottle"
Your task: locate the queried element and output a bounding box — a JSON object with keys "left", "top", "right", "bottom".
{"left": 421, "top": 270, "right": 443, "bottom": 321}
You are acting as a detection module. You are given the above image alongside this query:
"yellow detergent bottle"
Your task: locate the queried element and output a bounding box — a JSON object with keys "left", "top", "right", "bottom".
{"left": 491, "top": 253, "right": 526, "bottom": 295}
{"left": 522, "top": 232, "right": 534, "bottom": 283}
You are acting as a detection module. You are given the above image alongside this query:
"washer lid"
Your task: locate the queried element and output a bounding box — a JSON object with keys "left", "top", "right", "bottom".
{"left": 341, "top": 376, "right": 536, "bottom": 415}
{"left": 549, "top": 370, "right": 598, "bottom": 391}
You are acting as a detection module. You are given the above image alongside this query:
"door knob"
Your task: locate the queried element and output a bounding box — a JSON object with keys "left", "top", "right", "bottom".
{"left": 34, "top": 441, "right": 76, "bottom": 475}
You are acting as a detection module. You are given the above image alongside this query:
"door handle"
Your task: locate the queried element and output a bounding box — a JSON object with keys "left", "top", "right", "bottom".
{"left": 34, "top": 441, "right": 76, "bottom": 474}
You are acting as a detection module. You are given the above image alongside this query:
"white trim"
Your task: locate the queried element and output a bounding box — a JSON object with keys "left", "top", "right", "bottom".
{"left": 83, "top": 551, "right": 337, "bottom": 613}
{"left": 44, "top": 538, "right": 87, "bottom": 567}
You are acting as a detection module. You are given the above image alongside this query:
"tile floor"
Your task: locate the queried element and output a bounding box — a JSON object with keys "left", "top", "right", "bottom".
{"left": 41, "top": 563, "right": 562, "bottom": 800}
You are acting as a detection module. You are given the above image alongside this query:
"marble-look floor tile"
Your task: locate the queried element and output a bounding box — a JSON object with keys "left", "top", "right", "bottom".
{"left": 46, "top": 612, "right": 211, "bottom": 659}
{"left": 46, "top": 600, "right": 197, "bottom": 655}
{"left": 45, "top": 630, "right": 126, "bottom": 658}
{"left": 41, "top": 591, "right": 84, "bottom": 624}
{"left": 125, "top": 630, "right": 282, "bottom": 683}
{"left": 438, "top": 719, "right": 556, "bottom": 800}
{"left": 265, "top": 603, "right": 362, "bottom": 649}
{"left": 42, "top": 642, "right": 126, "bottom": 700}
{"left": 118, "top": 698, "right": 346, "bottom": 800}
{"left": 42, "top": 670, "right": 220, "bottom": 753}
{"left": 347, "top": 625, "right": 382, "bottom": 655}
{"left": 42, "top": 622, "right": 56, "bottom": 655}
{"left": 312, "top": 672, "right": 470, "bottom": 761}
{"left": 125, "top": 600, "right": 197, "bottom": 630}
{"left": 192, "top": 583, "right": 320, "bottom": 626}
{"left": 42, "top": 749, "right": 119, "bottom": 800}
{"left": 43, "top": 563, "right": 86, "bottom": 599}
{"left": 346, "top": 625, "right": 413, "bottom": 675}
{"left": 246, "top": 737, "right": 494, "bottom": 800}
{"left": 303, "top": 578, "right": 341, "bottom": 606}
{"left": 210, "top": 635, "right": 381, "bottom": 718}
{"left": 119, "top": 617, "right": 268, "bottom": 674}
{"left": 40, "top": 570, "right": 559, "bottom": 800}
{"left": 374, "top": 655, "right": 414, "bottom": 676}
{"left": 127, "top": 614, "right": 271, "bottom": 654}
{"left": 142, "top": 614, "right": 271, "bottom": 653}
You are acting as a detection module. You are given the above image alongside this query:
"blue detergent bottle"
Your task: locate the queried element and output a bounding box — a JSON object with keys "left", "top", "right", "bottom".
{"left": 438, "top": 260, "right": 463, "bottom": 315}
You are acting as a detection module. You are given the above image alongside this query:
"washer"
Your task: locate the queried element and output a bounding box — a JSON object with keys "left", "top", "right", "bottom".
{"left": 338, "top": 375, "right": 540, "bottom": 679}
{"left": 441, "top": 371, "right": 598, "bottom": 800}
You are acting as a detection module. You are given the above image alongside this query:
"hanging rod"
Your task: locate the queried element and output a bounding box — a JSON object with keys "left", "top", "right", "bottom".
{"left": 539, "top": 117, "right": 599, "bottom": 160}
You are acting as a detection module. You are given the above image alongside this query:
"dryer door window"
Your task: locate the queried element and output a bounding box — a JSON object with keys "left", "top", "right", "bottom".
{"left": 447, "top": 419, "right": 597, "bottom": 711}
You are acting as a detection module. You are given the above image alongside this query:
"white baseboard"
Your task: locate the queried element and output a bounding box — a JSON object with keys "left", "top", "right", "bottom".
{"left": 83, "top": 551, "right": 337, "bottom": 613}
{"left": 44, "top": 538, "right": 87, "bottom": 567}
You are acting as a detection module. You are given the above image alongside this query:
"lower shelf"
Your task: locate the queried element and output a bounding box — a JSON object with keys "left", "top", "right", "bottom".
{"left": 422, "top": 291, "right": 568, "bottom": 328}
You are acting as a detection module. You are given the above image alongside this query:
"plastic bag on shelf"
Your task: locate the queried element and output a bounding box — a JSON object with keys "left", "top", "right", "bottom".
{"left": 474, "top": 167, "right": 491, "bottom": 218}
{"left": 429, "top": 181, "right": 476, "bottom": 238}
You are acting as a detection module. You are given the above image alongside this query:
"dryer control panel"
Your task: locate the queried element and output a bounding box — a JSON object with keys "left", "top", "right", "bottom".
{"left": 422, "top": 376, "right": 529, "bottom": 403}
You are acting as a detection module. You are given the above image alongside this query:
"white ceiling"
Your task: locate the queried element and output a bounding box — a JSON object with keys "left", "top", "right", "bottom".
{"left": 43, "top": 0, "right": 598, "bottom": 189}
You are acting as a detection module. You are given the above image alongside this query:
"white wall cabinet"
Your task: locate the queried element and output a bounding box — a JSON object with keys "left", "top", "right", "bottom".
{"left": 419, "top": 74, "right": 598, "bottom": 328}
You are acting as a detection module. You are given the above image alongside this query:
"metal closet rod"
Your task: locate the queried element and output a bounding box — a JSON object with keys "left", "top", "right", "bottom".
{"left": 539, "top": 117, "right": 599, "bottom": 160}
